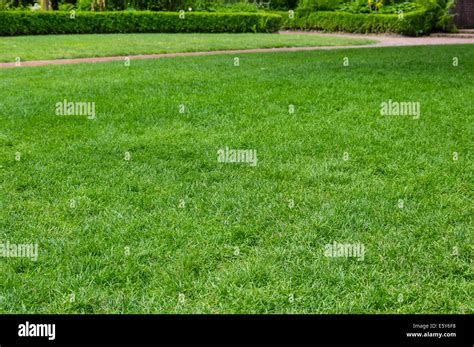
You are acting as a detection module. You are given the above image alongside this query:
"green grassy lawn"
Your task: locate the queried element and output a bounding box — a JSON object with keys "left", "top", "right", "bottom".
{"left": 0, "top": 45, "right": 472, "bottom": 314}
{"left": 0, "top": 33, "right": 375, "bottom": 62}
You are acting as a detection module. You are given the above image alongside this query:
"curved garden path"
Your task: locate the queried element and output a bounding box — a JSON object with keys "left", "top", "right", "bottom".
{"left": 2, "top": 31, "right": 474, "bottom": 68}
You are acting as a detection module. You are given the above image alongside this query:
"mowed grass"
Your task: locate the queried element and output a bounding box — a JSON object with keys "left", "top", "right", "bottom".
{"left": 0, "top": 45, "right": 472, "bottom": 314}
{"left": 0, "top": 32, "right": 375, "bottom": 62}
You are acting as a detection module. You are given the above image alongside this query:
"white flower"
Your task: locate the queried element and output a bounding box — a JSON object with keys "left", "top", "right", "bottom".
{"left": 30, "top": 3, "right": 41, "bottom": 11}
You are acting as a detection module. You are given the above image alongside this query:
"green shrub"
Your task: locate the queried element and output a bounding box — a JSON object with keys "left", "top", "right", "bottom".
{"left": 102, "top": 0, "right": 221, "bottom": 11}
{"left": 269, "top": 0, "right": 299, "bottom": 10}
{"left": 103, "top": 0, "right": 277, "bottom": 12}
{"left": 337, "top": 1, "right": 424, "bottom": 14}
{"left": 298, "top": 0, "right": 343, "bottom": 14}
{"left": 207, "top": 2, "right": 259, "bottom": 12}
{"left": 76, "top": 0, "right": 91, "bottom": 10}
{"left": 0, "top": 0, "right": 34, "bottom": 10}
{"left": 282, "top": 9, "right": 433, "bottom": 35}
{"left": 58, "top": 2, "right": 75, "bottom": 11}
{"left": 0, "top": 11, "right": 282, "bottom": 35}
{"left": 415, "top": 0, "right": 455, "bottom": 31}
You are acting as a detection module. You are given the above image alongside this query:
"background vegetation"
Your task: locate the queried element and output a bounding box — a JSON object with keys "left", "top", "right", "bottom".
{"left": 0, "top": 0, "right": 456, "bottom": 34}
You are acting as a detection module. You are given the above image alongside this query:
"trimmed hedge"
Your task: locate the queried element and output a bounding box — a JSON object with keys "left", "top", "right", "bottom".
{"left": 0, "top": 8, "right": 434, "bottom": 36}
{"left": 281, "top": 10, "right": 434, "bottom": 36}
{"left": 0, "top": 11, "right": 283, "bottom": 36}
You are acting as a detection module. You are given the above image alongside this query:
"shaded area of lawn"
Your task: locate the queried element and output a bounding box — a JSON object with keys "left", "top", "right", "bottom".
{"left": 0, "top": 45, "right": 471, "bottom": 314}
{"left": 0, "top": 32, "right": 375, "bottom": 62}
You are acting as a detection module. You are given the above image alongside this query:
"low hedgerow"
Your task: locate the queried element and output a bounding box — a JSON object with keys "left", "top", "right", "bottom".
{"left": 0, "top": 11, "right": 283, "bottom": 36}
{"left": 281, "top": 10, "right": 434, "bottom": 36}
